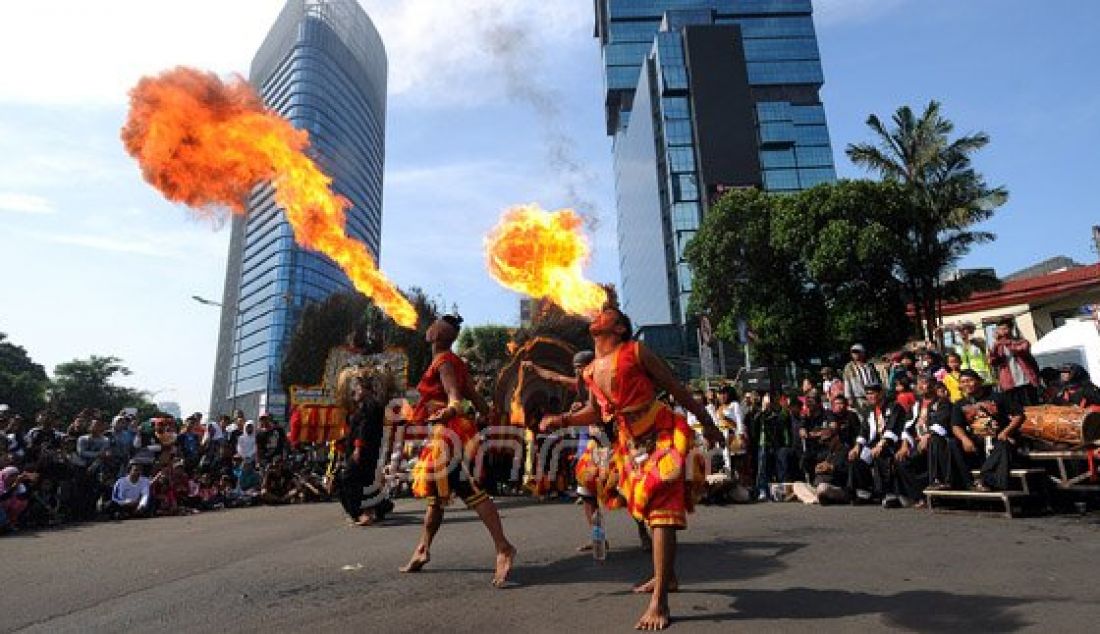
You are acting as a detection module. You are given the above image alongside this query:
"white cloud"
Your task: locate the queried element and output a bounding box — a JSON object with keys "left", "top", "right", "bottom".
{"left": 813, "top": 0, "right": 910, "bottom": 26}
{"left": 0, "top": 1, "right": 592, "bottom": 108}
{"left": 0, "top": 192, "right": 54, "bottom": 214}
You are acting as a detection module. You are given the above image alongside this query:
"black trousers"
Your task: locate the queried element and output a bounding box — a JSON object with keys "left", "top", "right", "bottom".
{"left": 893, "top": 452, "right": 928, "bottom": 501}
{"left": 980, "top": 438, "right": 1017, "bottom": 490}
{"left": 848, "top": 447, "right": 895, "bottom": 497}
{"left": 338, "top": 446, "right": 385, "bottom": 520}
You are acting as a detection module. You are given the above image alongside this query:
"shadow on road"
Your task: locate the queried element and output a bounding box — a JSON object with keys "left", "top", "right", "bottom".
{"left": 678, "top": 587, "right": 1038, "bottom": 632}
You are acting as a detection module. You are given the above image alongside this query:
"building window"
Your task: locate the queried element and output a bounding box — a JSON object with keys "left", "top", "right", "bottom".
{"left": 761, "top": 148, "right": 796, "bottom": 169}
{"left": 763, "top": 169, "right": 800, "bottom": 191}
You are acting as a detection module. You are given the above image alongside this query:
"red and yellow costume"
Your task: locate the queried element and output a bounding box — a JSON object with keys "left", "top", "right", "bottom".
{"left": 410, "top": 351, "right": 488, "bottom": 508}
{"left": 584, "top": 341, "right": 705, "bottom": 529}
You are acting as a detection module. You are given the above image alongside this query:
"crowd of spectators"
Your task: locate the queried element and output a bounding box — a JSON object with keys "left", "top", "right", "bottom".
{"left": 0, "top": 407, "right": 335, "bottom": 533}
{"left": 696, "top": 318, "right": 1100, "bottom": 508}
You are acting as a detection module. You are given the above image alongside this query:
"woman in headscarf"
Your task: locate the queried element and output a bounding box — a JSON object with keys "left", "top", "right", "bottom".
{"left": 236, "top": 420, "right": 258, "bottom": 464}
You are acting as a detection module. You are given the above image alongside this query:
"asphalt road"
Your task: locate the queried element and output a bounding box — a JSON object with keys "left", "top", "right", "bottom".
{"left": 2, "top": 497, "right": 1098, "bottom": 633}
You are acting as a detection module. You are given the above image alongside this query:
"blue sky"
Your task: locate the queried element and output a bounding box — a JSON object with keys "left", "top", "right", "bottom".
{"left": 1, "top": 0, "right": 1097, "bottom": 417}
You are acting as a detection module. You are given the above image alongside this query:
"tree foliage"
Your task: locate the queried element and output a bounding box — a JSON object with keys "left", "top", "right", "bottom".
{"left": 280, "top": 287, "right": 442, "bottom": 391}
{"left": 846, "top": 100, "right": 1007, "bottom": 339}
{"left": 457, "top": 325, "right": 514, "bottom": 377}
{"left": 0, "top": 333, "right": 49, "bottom": 417}
{"left": 685, "top": 183, "right": 914, "bottom": 365}
{"left": 49, "top": 355, "right": 156, "bottom": 421}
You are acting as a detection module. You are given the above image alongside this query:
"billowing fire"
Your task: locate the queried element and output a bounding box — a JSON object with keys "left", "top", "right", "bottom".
{"left": 484, "top": 203, "right": 607, "bottom": 318}
{"left": 120, "top": 67, "right": 417, "bottom": 329}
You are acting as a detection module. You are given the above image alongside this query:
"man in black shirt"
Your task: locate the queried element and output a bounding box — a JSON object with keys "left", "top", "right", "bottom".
{"left": 1052, "top": 363, "right": 1100, "bottom": 407}
{"left": 894, "top": 375, "right": 950, "bottom": 505}
{"left": 951, "top": 369, "right": 1025, "bottom": 491}
{"left": 255, "top": 413, "right": 288, "bottom": 467}
{"left": 339, "top": 375, "right": 391, "bottom": 525}
{"left": 847, "top": 384, "right": 907, "bottom": 505}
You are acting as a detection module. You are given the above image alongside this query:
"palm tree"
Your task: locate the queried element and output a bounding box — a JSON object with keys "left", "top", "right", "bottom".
{"left": 846, "top": 100, "right": 1007, "bottom": 341}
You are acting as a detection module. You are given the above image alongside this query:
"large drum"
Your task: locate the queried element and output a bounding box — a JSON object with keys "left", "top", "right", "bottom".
{"left": 1022, "top": 405, "right": 1100, "bottom": 446}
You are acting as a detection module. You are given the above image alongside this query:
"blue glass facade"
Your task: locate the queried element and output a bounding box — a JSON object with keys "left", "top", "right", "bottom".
{"left": 595, "top": 0, "right": 836, "bottom": 331}
{"left": 210, "top": 0, "right": 386, "bottom": 419}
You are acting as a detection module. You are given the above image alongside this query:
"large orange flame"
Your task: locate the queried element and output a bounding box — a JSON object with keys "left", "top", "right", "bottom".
{"left": 120, "top": 67, "right": 417, "bottom": 329}
{"left": 484, "top": 203, "right": 607, "bottom": 318}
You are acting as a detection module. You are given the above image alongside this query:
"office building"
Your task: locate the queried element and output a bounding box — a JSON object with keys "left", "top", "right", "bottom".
{"left": 209, "top": 0, "right": 387, "bottom": 418}
{"left": 594, "top": 0, "right": 836, "bottom": 370}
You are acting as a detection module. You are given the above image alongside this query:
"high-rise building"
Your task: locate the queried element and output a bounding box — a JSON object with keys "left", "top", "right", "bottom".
{"left": 594, "top": 0, "right": 836, "bottom": 370}
{"left": 209, "top": 0, "right": 387, "bottom": 419}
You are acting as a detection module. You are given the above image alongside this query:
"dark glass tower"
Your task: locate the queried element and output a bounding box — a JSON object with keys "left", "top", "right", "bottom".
{"left": 594, "top": 0, "right": 836, "bottom": 372}
{"left": 209, "top": 0, "right": 387, "bottom": 419}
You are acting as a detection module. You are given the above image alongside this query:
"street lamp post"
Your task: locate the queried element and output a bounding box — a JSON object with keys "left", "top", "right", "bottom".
{"left": 193, "top": 294, "right": 243, "bottom": 416}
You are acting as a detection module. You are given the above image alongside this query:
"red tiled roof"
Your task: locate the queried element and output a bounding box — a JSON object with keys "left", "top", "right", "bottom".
{"left": 941, "top": 263, "right": 1100, "bottom": 316}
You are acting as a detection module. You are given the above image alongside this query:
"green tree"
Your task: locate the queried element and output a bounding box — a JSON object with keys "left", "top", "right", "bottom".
{"left": 846, "top": 100, "right": 1007, "bottom": 339}
{"left": 49, "top": 356, "right": 155, "bottom": 420}
{"left": 686, "top": 183, "right": 915, "bottom": 365}
{"left": 457, "top": 325, "right": 514, "bottom": 377}
{"left": 280, "top": 287, "right": 442, "bottom": 392}
{"left": 0, "top": 333, "right": 49, "bottom": 417}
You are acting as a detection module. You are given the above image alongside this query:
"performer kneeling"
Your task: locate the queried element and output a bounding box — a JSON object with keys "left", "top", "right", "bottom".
{"left": 400, "top": 315, "right": 516, "bottom": 587}
{"left": 541, "top": 300, "right": 722, "bottom": 631}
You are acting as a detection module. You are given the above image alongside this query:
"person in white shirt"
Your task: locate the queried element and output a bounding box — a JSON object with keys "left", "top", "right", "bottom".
{"left": 236, "top": 420, "right": 258, "bottom": 464}
{"left": 107, "top": 462, "right": 154, "bottom": 519}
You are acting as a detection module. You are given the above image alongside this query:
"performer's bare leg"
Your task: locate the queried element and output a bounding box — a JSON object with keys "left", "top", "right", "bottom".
{"left": 635, "top": 526, "right": 675, "bottom": 630}
{"left": 577, "top": 499, "right": 597, "bottom": 551}
{"left": 471, "top": 497, "right": 517, "bottom": 587}
{"left": 400, "top": 503, "right": 443, "bottom": 573}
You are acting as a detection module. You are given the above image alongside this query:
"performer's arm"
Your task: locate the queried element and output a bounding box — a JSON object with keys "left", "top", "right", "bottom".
{"left": 637, "top": 343, "right": 723, "bottom": 444}
{"left": 540, "top": 390, "right": 601, "bottom": 432}
{"left": 521, "top": 361, "right": 580, "bottom": 391}
{"left": 461, "top": 377, "right": 491, "bottom": 421}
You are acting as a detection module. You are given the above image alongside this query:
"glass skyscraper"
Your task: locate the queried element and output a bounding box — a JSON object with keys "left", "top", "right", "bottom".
{"left": 209, "top": 0, "right": 387, "bottom": 419}
{"left": 598, "top": 0, "right": 836, "bottom": 369}
{"left": 594, "top": 0, "right": 836, "bottom": 370}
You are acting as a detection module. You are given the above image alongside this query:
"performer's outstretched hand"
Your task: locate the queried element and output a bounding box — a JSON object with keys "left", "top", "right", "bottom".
{"left": 539, "top": 414, "right": 561, "bottom": 434}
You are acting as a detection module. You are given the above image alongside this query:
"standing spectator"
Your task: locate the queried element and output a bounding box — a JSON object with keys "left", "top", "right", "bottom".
{"left": 752, "top": 393, "right": 794, "bottom": 501}
{"left": 107, "top": 463, "right": 154, "bottom": 519}
{"left": 256, "top": 414, "right": 287, "bottom": 466}
{"left": 176, "top": 416, "right": 202, "bottom": 469}
{"left": 892, "top": 376, "right": 917, "bottom": 414}
{"left": 939, "top": 352, "right": 965, "bottom": 403}
{"left": 885, "top": 352, "right": 916, "bottom": 402}
{"left": 131, "top": 420, "right": 162, "bottom": 466}
{"left": 989, "top": 318, "right": 1041, "bottom": 410}
{"left": 820, "top": 367, "right": 844, "bottom": 401}
{"left": 236, "top": 420, "right": 258, "bottom": 464}
{"left": 843, "top": 344, "right": 881, "bottom": 408}
{"left": 954, "top": 322, "right": 993, "bottom": 384}
{"left": 200, "top": 416, "right": 227, "bottom": 472}
{"left": 5, "top": 416, "right": 29, "bottom": 466}
{"left": 72, "top": 419, "right": 110, "bottom": 519}
{"left": 26, "top": 412, "right": 64, "bottom": 465}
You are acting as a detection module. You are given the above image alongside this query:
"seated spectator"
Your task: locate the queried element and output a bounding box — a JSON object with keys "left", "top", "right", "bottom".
{"left": 893, "top": 375, "right": 949, "bottom": 507}
{"left": 797, "top": 395, "right": 831, "bottom": 482}
{"left": 176, "top": 416, "right": 202, "bottom": 469}
{"left": 131, "top": 420, "right": 162, "bottom": 466}
{"left": 847, "top": 383, "right": 906, "bottom": 506}
{"left": 1, "top": 466, "right": 35, "bottom": 531}
{"left": 195, "top": 473, "right": 224, "bottom": 510}
{"left": 234, "top": 457, "right": 261, "bottom": 493}
{"left": 825, "top": 395, "right": 860, "bottom": 448}
{"left": 892, "top": 376, "right": 917, "bottom": 414}
{"left": 939, "top": 352, "right": 965, "bottom": 403}
{"left": 1051, "top": 364, "right": 1100, "bottom": 409}
{"left": 107, "top": 463, "right": 155, "bottom": 519}
{"left": 947, "top": 370, "right": 1026, "bottom": 492}
{"left": 261, "top": 456, "right": 299, "bottom": 505}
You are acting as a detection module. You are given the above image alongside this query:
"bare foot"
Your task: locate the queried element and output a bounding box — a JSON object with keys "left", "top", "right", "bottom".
{"left": 491, "top": 544, "right": 517, "bottom": 588}
{"left": 632, "top": 576, "right": 679, "bottom": 594}
{"left": 635, "top": 599, "right": 670, "bottom": 630}
{"left": 355, "top": 513, "right": 375, "bottom": 527}
{"left": 400, "top": 545, "right": 430, "bottom": 573}
{"left": 577, "top": 542, "right": 593, "bottom": 552}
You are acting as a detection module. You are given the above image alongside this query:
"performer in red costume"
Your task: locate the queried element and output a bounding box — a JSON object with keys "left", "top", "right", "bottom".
{"left": 541, "top": 299, "right": 722, "bottom": 630}
{"left": 400, "top": 315, "right": 516, "bottom": 587}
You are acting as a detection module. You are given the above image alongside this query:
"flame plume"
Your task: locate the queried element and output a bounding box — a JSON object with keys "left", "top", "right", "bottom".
{"left": 120, "top": 67, "right": 416, "bottom": 329}
{"left": 484, "top": 203, "right": 607, "bottom": 318}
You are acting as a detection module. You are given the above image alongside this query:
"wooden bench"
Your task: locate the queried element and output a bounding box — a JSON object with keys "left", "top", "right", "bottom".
{"left": 926, "top": 469, "right": 1049, "bottom": 517}
{"left": 925, "top": 489, "right": 1032, "bottom": 518}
